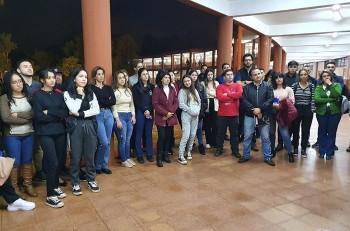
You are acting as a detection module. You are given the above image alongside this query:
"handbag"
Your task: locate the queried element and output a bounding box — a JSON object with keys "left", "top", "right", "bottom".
{"left": 0, "top": 156, "right": 15, "bottom": 186}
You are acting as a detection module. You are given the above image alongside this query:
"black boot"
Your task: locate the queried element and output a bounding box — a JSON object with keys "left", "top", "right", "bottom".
{"left": 198, "top": 144, "right": 205, "bottom": 155}
{"left": 288, "top": 152, "right": 294, "bottom": 163}
{"left": 214, "top": 148, "right": 223, "bottom": 157}
{"left": 275, "top": 143, "right": 283, "bottom": 151}
{"left": 162, "top": 152, "right": 171, "bottom": 163}
{"left": 156, "top": 153, "right": 163, "bottom": 167}
{"left": 271, "top": 150, "right": 276, "bottom": 159}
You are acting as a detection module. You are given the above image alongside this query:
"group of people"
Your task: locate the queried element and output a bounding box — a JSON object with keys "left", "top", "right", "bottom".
{"left": 0, "top": 55, "right": 346, "bottom": 211}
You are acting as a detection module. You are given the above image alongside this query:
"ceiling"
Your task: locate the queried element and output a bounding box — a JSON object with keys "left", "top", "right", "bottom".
{"left": 179, "top": 0, "right": 350, "bottom": 64}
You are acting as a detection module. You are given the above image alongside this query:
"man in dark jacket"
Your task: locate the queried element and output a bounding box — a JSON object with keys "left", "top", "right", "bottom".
{"left": 238, "top": 68, "right": 275, "bottom": 166}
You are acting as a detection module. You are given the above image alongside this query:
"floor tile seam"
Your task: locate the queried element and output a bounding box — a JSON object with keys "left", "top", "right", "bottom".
{"left": 87, "top": 197, "right": 113, "bottom": 231}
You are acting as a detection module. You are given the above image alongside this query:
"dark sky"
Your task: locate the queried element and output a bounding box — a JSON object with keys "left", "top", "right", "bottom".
{"left": 0, "top": 0, "right": 218, "bottom": 57}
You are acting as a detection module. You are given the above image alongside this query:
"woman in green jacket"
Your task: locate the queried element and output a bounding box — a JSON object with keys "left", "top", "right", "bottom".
{"left": 314, "top": 69, "right": 342, "bottom": 160}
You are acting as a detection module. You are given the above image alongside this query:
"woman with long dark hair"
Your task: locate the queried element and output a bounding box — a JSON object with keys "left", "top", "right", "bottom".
{"left": 0, "top": 71, "right": 37, "bottom": 198}
{"left": 177, "top": 75, "right": 201, "bottom": 164}
{"left": 152, "top": 70, "right": 178, "bottom": 167}
{"left": 32, "top": 68, "right": 68, "bottom": 207}
{"left": 91, "top": 66, "right": 116, "bottom": 174}
{"left": 112, "top": 70, "right": 136, "bottom": 168}
{"left": 202, "top": 68, "right": 218, "bottom": 149}
{"left": 315, "top": 69, "right": 342, "bottom": 160}
{"left": 132, "top": 68, "right": 155, "bottom": 163}
{"left": 64, "top": 67, "right": 100, "bottom": 196}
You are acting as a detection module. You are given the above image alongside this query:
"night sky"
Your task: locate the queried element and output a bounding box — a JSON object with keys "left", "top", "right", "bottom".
{"left": 0, "top": 0, "right": 218, "bottom": 58}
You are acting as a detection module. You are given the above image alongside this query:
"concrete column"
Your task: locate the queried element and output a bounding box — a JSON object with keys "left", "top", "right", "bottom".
{"left": 81, "top": 0, "right": 112, "bottom": 84}
{"left": 232, "top": 24, "right": 242, "bottom": 73}
{"left": 273, "top": 44, "right": 282, "bottom": 72}
{"left": 217, "top": 16, "right": 233, "bottom": 74}
{"left": 258, "top": 35, "right": 271, "bottom": 72}
{"left": 282, "top": 49, "right": 287, "bottom": 73}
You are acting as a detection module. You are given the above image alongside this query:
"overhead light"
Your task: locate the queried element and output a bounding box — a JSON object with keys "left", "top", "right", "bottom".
{"left": 333, "top": 11, "right": 343, "bottom": 22}
{"left": 332, "top": 32, "right": 338, "bottom": 38}
{"left": 325, "top": 44, "right": 330, "bottom": 48}
{"left": 332, "top": 4, "right": 341, "bottom": 11}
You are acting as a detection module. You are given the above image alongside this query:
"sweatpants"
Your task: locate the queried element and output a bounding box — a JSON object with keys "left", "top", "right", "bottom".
{"left": 178, "top": 112, "right": 198, "bottom": 157}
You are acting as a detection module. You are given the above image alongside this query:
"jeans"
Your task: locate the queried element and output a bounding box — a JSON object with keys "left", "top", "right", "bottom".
{"left": 3, "top": 134, "right": 34, "bottom": 167}
{"left": 95, "top": 109, "right": 114, "bottom": 170}
{"left": 292, "top": 107, "right": 313, "bottom": 150}
{"left": 114, "top": 112, "right": 133, "bottom": 162}
{"left": 316, "top": 109, "right": 341, "bottom": 157}
{"left": 216, "top": 116, "right": 239, "bottom": 153}
{"left": 196, "top": 119, "right": 204, "bottom": 145}
{"left": 204, "top": 102, "right": 217, "bottom": 146}
{"left": 269, "top": 114, "right": 292, "bottom": 153}
{"left": 135, "top": 110, "right": 153, "bottom": 157}
{"left": 70, "top": 120, "right": 98, "bottom": 186}
{"left": 243, "top": 116, "right": 271, "bottom": 160}
{"left": 178, "top": 112, "right": 198, "bottom": 156}
{"left": 40, "top": 133, "right": 66, "bottom": 197}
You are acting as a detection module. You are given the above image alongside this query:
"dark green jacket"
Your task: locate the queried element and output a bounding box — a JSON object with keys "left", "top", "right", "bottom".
{"left": 314, "top": 83, "right": 342, "bottom": 115}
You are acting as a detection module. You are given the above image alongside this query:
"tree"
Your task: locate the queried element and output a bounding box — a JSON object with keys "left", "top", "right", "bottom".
{"left": 32, "top": 50, "right": 55, "bottom": 71}
{"left": 0, "top": 33, "right": 17, "bottom": 73}
{"left": 60, "top": 56, "right": 81, "bottom": 77}
{"left": 112, "top": 34, "right": 139, "bottom": 75}
{"left": 62, "top": 35, "right": 84, "bottom": 63}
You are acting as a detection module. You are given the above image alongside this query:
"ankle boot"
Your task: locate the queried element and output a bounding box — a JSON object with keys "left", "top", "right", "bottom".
{"left": 162, "top": 152, "right": 171, "bottom": 163}
{"left": 22, "top": 164, "right": 38, "bottom": 197}
{"left": 156, "top": 153, "right": 163, "bottom": 167}
{"left": 10, "top": 168, "right": 27, "bottom": 200}
{"left": 288, "top": 152, "right": 294, "bottom": 163}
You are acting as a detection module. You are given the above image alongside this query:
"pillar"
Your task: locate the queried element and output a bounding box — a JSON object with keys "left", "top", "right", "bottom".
{"left": 217, "top": 16, "right": 233, "bottom": 74}
{"left": 258, "top": 35, "right": 271, "bottom": 72}
{"left": 282, "top": 49, "right": 287, "bottom": 73}
{"left": 273, "top": 44, "right": 282, "bottom": 72}
{"left": 232, "top": 24, "right": 243, "bottom": 73}
{"left": 81, "top": 0, "right": 112, "bottom": 84}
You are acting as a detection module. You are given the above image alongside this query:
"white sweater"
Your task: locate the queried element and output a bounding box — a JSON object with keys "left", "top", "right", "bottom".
{"left": 63, "top": 91, "right": 100, "bottom": 118}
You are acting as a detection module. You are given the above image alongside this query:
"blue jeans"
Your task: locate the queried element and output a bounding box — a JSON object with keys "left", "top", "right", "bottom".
{"left": 316, "top": 109, "right": 341, "bottom": 157}
{"left": 269, "top": 114, "right": 292, "bottom": 153}
{"left": 243, "top": 116, "right": 271, "bottom": 160}
{"left": 135, "top": 110, "right": 153, "bottom": 157}
{"left": 95, "top": 109, "right": 114, "bottom": 170}
{"left": 196, "top": 119, "right": 203, "bottom": 145}
{"left": 3, "top": 134, "right": 35, "bottom": 167}
{"left": 114, "top": 112, "right": 133, "bottom": 162}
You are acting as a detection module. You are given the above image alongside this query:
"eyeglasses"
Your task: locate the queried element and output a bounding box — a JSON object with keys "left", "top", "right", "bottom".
{"left": 11, "top": 79, "right": 23, "bottom": 85}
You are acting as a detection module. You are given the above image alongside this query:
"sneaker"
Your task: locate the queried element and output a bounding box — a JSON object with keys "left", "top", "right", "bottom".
{"left": 46, "top": 196, "right": 64, "bottom": 208}
{"left": 7, "top": 198, "right": 36, "bottom": 211}
{"left": 72, "top": 185, "right": 83, "bottom": 196}
{"left": 87, "top": 181, "right": 100, "bottom": 193}
{"left": 178, "top": 156, "right": 188, "bottom": 165}
{"left": 187, "top": 152, "right": 192, "bottom": 160}
{"left": 205, "top": 144, "right": 210, "bottom": 149}
{"left": 122, "top": 161, "right": 133, "bottom": 168}
{"left": 238, "top": 156, "right": 250, "bottom": 163}
{"left": 264, "top": 159, "right": 275, "bottom": 166}
{"left": 301, "top": 150, "right": 307, "bottom": 158}
{"left": 137, "top": 156, "right": 145, "bottom": 164}
{"left": 127, "top": 159, "right": 136, "bottom": 166}
{"left": 54, "top": 188, "right": 67, "bottom": 199}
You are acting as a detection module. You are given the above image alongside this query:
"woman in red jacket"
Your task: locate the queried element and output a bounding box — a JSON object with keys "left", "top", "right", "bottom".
{"left": 152, "top": 70, "right": 179, "bottom": 167}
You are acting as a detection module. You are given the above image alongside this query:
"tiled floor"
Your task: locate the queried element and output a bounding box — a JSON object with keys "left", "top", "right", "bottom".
{"left": 1, "top": 115, "right": 350, "bottom": 231}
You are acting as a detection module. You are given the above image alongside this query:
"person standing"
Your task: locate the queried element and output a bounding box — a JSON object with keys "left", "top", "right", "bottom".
{"left": 238, "top": 68, "right": 275, "bottom": 166}
{"left": 91, "top": 66, "right": 116, "bottom": 174}
{"left": 64, "top": 67, "right": 100, "bottom": 195}
{"left": 152, "top": 70, "right": 178, "bottom": 167}
{"left": 32, "top": 69, "right": 68, "bottom": 207}
{"left": 0, "top": 71, "right": 37, "bottom": 198}
{"left": 214, "top": 69, "right": 243, "bottom": 158}
{"left": 177, "top": 75, "right": 200, "bottom": 164}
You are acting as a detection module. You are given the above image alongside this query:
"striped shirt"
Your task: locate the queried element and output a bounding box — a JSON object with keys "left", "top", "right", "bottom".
{"left": 292, "top": 82, "right": 315, "bottom": 111}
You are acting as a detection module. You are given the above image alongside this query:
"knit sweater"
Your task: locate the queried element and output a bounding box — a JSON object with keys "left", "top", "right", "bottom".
{"left": 32, "top": 89, "right": 68, "bottom": 135}
{"left": 315, "top": 83, "right": 342, "bottom": 115}
{"left": 0, "top": 94, "right": 34, "bottom": 136}
{"left": 91, "top": 85, "right": 116, "bottom": 109}
{"left": 111, "top": 88, "right": 135, "bottom": 118}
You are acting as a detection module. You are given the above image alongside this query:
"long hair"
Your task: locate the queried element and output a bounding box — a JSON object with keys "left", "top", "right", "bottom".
{"left": 66, "top": 67, "right": 94, "bottom": 100}
{"left": 90, "top": 66, "right": 105, "bottom": 85}
{"left": 203, "top": 68, "right": 216, "bottom": 89}
{"left": 271, "top": 72, "right": 286, "bottom": 90}
{"left": 137, "top": 68, "right": 151, "bottom": 86}
{"left": 2, "top": 70, "right": 30, "bottom": 106}
{"left": 112, "top": 70, "right": 131, "bottom": 96}
{"left": 182, "top": 75, "right": 199, "bottom": 105}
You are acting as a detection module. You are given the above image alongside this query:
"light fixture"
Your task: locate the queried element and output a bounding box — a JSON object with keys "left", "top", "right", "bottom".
{"left": 332, "top": 4, "right": 343, "bottom": 22}
{"left": 332, "top": 4, "right": 340, "bottom": 11}
{"left": 325, "top": 44, "right": 330, "bottom": 47}
{"left": 332, "top": 32, "right": 338, "bottom": 38}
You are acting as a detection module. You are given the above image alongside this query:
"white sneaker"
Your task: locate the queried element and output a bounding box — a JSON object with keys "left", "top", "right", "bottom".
{"left": 7, "top": 198, "right": 36, "bottom": 211}
{"left": 46, "top": 196, "right": 64, "bottom": 208}
{"left": 54, "top": 188, "right": 67, "bottom": 199}
{"left": 178, "top": 156, "right": 188, "bottom": 165}
{"left": 187, "top": 152, "right": 192, "bottom": 160}
{"left": 122, "top": 161, "right": 133, "bottom": 168}
{"left": 72, "top": 185, "right": 83, "bottom": 196}
{"left": 206, "top": 144, "right": 210, "bottom": 149}
{"left": 127, "top": 158, "right": 136, "bottom": 166}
